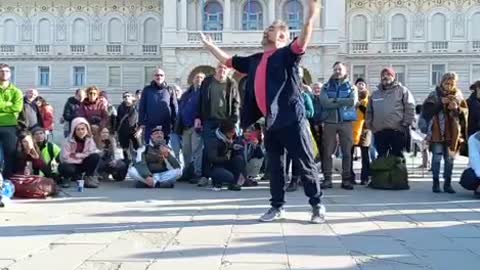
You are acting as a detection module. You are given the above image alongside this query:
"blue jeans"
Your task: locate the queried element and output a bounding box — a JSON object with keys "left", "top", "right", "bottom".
{"left": 169, "top": 133, "right": 183, "bottom": 166}
{"left": 431, "top": 143, "right": 454, "bottom": 181}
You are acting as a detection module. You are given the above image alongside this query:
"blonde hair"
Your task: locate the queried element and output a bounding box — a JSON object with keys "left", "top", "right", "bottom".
{"left": 440, "top": 72, "right": 458, "bottom": 85}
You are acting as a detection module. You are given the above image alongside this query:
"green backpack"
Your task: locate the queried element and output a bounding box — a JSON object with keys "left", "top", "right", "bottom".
{"left": 369, "top": 155, "right": 409, "bottom": 190}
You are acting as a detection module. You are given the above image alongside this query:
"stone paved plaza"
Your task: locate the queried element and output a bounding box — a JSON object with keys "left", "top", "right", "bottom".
{"left": 1, "top": 157, "right": 479, "bottom": 270}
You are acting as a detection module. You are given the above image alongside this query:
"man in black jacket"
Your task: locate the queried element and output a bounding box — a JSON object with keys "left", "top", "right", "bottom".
{"left": 62, "top": 89, "right": 85, "bottom": 137}
{"left": 205, "top": 120, "right": 244, "bottom": 191}
{"left": 18, "top": 88, "right": 43, "bottom": 131}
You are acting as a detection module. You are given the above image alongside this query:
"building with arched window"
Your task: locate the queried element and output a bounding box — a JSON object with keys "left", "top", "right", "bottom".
{"left": 2, "top": 0, "right": 480, "bottom": 136}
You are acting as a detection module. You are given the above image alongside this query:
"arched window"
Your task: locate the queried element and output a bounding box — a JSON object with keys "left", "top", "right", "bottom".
{"left": 242, "top": 0, "right": 263, "bottom": 30}
{"left": 431, "top": 13, "right": 446, "bottom": 41}
{"left": 72, "top": 18, "right": 87, "bottom": 44}
{"left": 4, "top": 19, "right": 16, "bottom": 44}
{"left": 38, "top": 18, "right": 51, "bottom": 43}
{"left": 352, "top": 15, "right": 367, "bottom": 41}
{"left": 144, "top": 18, "right": 158, "bottom": 43}
{"left": 283, "top": 0, "right": 303, "bottom": 30}
{"left": 203, "top": 1, "right": 223, "bottom": 31}
{"left": 391, "top": 14, "right": 407, "bottom": 40}
{"left": 108, "top": 18, "right": 123, "bottom": 43}
{"left": 472, "top": 12, "right": 480, "bottom": 40}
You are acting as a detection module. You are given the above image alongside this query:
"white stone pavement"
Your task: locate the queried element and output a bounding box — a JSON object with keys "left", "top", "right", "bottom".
{"left": 1, "top": 157, "right": 480, "bottom": 270}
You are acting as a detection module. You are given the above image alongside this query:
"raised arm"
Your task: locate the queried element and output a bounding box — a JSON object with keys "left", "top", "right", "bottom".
{"left": 200, "top": 32, "right": 231, "bottom": 65}
{"left": 296, "top": 0, "right": 320, "bottom": 49}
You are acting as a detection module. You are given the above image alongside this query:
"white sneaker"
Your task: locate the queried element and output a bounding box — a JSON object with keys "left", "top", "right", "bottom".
{"left": 310, "top": 204, "right": 326, "bottom": 224}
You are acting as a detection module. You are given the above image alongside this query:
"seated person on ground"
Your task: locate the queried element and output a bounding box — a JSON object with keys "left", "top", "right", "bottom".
{"left": 58, "top": 117, "right": 101, "bottom": 188}
{"left": 205, "top": 120, "right": 246, "bottom": 191}
{"left": 128, "top": 126, "right": 182, "bottom": 188}
{"left": 31, "top": 126, "right": 62, "bottom": 183}
{"left": 96, "top": 127, "right": 129, "bottom": 182}
{"left": 243, "top": 123, "right": 264, "bottom": 185}
{"left": 15, "top": 131, "right": 50, "bottom": 176}
{"left": 460, "top": 131, "right": 480, "bottom": 198}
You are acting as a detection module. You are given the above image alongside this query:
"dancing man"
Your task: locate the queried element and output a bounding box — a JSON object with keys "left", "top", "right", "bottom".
{"left": 200, "top": 0, "right": 324, "bottom": 224}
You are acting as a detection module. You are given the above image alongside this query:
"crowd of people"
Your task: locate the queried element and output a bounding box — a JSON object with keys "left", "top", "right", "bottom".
{"left": 1, "top": 0, "right": 480, "bottom": 222}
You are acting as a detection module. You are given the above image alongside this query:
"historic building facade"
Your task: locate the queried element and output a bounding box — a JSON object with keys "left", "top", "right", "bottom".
{"left": 1, "top": 0, "right": 480, "bottom": 135}
{"left": 345, "top": 0, "right": 480, "bottom": 99}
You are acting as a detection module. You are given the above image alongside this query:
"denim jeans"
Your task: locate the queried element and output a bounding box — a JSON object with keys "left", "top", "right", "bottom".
{"left": 169, "top": 133, "right": 183, "bottom": 167}
{"left": 431, "top": 143, "right": 454, "bottom": 181}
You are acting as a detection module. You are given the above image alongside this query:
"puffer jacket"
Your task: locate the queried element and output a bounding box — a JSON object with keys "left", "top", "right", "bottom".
{"left": 367, "top": 82, "right": 416, "bottom": 133}
{"left": 60, "top": 117, "right": 98, "bottom": 164}
{"left": 320, "top": 77, "right": 358, "bottom": 124}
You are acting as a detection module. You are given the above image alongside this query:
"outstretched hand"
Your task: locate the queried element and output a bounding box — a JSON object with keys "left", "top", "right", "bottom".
{"left": 199, "top": 32, "right": 214, "bottom": 47}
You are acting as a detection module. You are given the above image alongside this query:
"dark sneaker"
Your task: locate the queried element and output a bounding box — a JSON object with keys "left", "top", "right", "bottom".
{"left": 341, "top": 181, "right": 354, "bottom": 190}
{"left": 259, "top": 207, "right": 285, "bottom": 222}
{"left": 311, "top": 205, "right": 326, "bottom": 224}
{"left": 443, "top": 184, "right": 456, "bottom": 194}
{"left": 58, "top": 178, "right": 71, "bottom": 189}
{"left": 320, "top": 180, "right": 333, "bottom": 189}
{"left": 286, "top": 181, "right": 298, "bottom": 192}
{"left": 243, "top": 178, "right": 259, "bottom": 187}
{"left": 432, "top": 182, "right": 441, "bottom": 193}
{"left": 84, "top": 176, "right": 99, "bottom": 188}
{"left": 228, "top": 184, "right": 242, "bottom": 191}
{"left": 197, "top": 177, "right": 209, "bottom": 187}
{"left": 155, "top": 182, "right": 175, "bottom": 188}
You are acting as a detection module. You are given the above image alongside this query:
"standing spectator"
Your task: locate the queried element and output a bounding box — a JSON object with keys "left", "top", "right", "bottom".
{"left": 195, "top": 63, "right": 240, "bottom": 137}
{"left": 205, "top": 120, "right": 244, "bottom": 191}
{"left": 138, "top": 68, "right": 178, "bottom": 143}
{"left": 467, "top": 81, "right": 480, "bottom": 138}
{"left": 128, "top": 126, "right": 182, "bottom": 188}
{"left": 36, "top": 96, "right": 54, "bottom": 140}
{"left": 18, "top": 88, "right": 43, "bottom": 131}
{"left": 367, "top": 67, "right": 416, "bottom": 158}
{"left": 351, "top": 78, "right": 371, "bottom": 185}
{"left": 116, "top": 91, "right": 139, "bottom": 162}
{"left": 169, "top": 84, "right": 184, "bottom": 164}
{"left": 175, "top": 72, "right": 205, "bottom": 182}
{"left": 310, "top": 82, "right": 326, "bottom": 161}
{"left": 62, "top": 88, "right": 85, "bottom": 137}
{"left": 99, "top": 91, "right": 117, "bottom": 133}
{"left": 421, "top": 72, "right": 468, "bottom": 194}
{"left": 460, "top": 131, "right": 480, "bottom": 198}
{"left": 58, "top": 117, "right": 100, "bottom": 188}
{"left": 320, "top": 62, "right": 358, "bottom": 190}
{"left": 78, "top": 86, "right": 109, "bottom": 136}
{"left": 0, "top": 63, "right": 23, "bottom": 178}
{"left": 199, "top": 0, "right": 324, "bottom": 224}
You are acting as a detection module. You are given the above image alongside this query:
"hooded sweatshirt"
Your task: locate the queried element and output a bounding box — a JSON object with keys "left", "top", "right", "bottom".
{"left": 0, "top": 83, "right": 23, "bottom": 126}
{"left": 60, "top": 117, "right": 98, "bottom": 164}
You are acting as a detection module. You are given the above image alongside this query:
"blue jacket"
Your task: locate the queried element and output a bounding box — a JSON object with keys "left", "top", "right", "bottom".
{"left": 139, "top": 81, "right": 178, "bottom": 128}
{"left": 320, "top": 78, "right": 358, "bottom": 124}
{"left": 230, "top": 39, "right": 305, "bottom": 130}
{"left": 175, "top": 85, "right": 201, "bottom": 133}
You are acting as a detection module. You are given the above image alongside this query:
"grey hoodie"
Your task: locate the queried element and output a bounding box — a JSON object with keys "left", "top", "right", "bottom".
{"left": 367, "top": 82, "right": 416, "bottom": 133}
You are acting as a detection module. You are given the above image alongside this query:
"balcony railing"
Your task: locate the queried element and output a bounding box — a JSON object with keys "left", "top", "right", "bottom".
{"left": 391, "top": 42, "right": 408, "bottom": 53}
{"left": 473, "top": 41, "right": 480, "bottom": 52}
{"left": 0, "top": 45, "right": 15, "bottom": 54}
{"left": 35, "top": 45, "right": 50, "bottom": 54}
{"left": 188, "top": 31, "right": 223, "bottom": 43}
{"left": 106, "top": 44, "right": 122, "bottom": 54}
{"left": 142, "top": 45, "right": 158, "bottom": 55}
{"left": 431, "top": 41, "right": 448, "bottom": 52}
{"left": 351, "top": 42, "right": 368, "bottom": 54}
{"left": 70, "top": 45, "right": 86, "bottom": 54}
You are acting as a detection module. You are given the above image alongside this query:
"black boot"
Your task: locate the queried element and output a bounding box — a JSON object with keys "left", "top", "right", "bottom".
{"left": 432, "top": 178, "right": 441, "bottom": 193}
{"left": 341, "top": 180, "right": 354, "bottom": 190}
{"left": 443, "top": 179, "right": 456, "bottom": 194}
{"left": 320, "top": 179, "right": 333, "bottom": 189}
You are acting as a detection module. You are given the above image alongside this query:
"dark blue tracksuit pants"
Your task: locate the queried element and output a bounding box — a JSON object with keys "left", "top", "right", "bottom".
{"left": 264, "top": 120, "right": 322, "bottom": 208}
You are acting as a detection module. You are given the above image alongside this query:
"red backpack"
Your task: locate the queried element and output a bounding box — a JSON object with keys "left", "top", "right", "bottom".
{"left": 10, "top": 175, "right": 57, "bottom": 199}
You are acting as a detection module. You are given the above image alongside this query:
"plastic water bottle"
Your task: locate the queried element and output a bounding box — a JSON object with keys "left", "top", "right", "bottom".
{"left": 77, "top": 174, "right": 85, "bottom": 192}
{"left": 24, "top": 161, "right": 33, "bottom": 176}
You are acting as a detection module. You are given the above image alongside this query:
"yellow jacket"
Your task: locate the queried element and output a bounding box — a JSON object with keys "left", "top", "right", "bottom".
{"left": 353, "top": 97, "right": 369, "bottom": 145}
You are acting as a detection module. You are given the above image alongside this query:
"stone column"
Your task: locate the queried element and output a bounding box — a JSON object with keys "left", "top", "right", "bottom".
{"left": 180, "top": 0, "right": 187, "bottom": 30}
{"left": 163, "top": 0, "right": 177, "bottom": 29}
{"left": 224, "top": 0, "right": 231, "bottom": 30}
{"left": 268, "top": 0, "right": 276, "bottom": 24}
